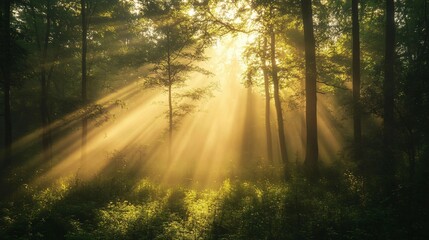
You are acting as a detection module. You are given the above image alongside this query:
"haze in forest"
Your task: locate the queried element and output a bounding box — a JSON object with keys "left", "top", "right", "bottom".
{"left": 1, "top": 0, "right": 428, "bottom": 239}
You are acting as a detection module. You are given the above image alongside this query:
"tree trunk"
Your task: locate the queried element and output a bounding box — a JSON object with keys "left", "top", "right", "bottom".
{"left": 81, "top": 0, "right": 88, "bottom": 161}
{"left": 301, "top": 0, "right": 319, "bottom": 178}
{"left": 261, "top": 37, "right": 273, "bottom": 162}
{"left": 270, "top": 25, "right": 288, "bottom": 166}
{"left": 168, "top": 84, "right": 172, "bottom": 141}
{"left": 167, "top": 31, "right": 173, "bottom": 159}
{"left": 1, "top": 0, "right": 12, "bottom": 166}
{"left": 352, "top": 0, "right": 362, "bottom": 160}
{"left": 383, "top": 0, "right": 396, "bottom": 190}
{"left": 41, "top": 0, "right": 52, "bottom": 162}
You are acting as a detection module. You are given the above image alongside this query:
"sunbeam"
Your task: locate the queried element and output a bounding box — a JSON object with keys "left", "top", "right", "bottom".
{"left": 13, "top": 32, "right": 351, "bottom": 188}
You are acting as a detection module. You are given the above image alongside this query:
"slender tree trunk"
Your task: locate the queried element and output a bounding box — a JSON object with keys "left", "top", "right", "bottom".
{"left": 81, "top": 0, "right": 88, "bottom": 161}
{"left": 383, "top": 0, "right": 396, "bottom": 190}
{"left": 1, "top": 0, "right": 12, "bottom": 166}
{"left": 41, "top": 0, "right": 52, "bottom": 162}
{"left": 301, "top": 0, "right": 319, "bottom": 177}
{"left": 269, "top": 25, "right": 288, "bottom": 166}
{"left": 167, "top": 31, "right": 173, "bottom": 159}
{"left": 424, "top": 0, "right": 428, "bottom": 48}
{"left": 168, "top": 84, "right": 172, "bottom": 141}
{"left": 261, "top": 37, "right": 273, "bottom": 162}
{"left": 408, "top": 129, "right": 415, "bottom": 182}
{"left": 352, "top": 0, "right": 362, "bottom": 160}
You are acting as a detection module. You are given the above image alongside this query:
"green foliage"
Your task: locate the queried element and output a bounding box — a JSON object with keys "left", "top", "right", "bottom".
{"left": 2, "top": 165, "right": 427, "bottom": 240}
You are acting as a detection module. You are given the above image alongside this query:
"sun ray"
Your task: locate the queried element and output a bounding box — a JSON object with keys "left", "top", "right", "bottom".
{"left": 19, "top": 31, "right": 352, "bottom": 188}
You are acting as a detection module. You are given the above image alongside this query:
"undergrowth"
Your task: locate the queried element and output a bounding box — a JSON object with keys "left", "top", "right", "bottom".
{"left": 0, "top": 166, "right": 427, "bottom": 240}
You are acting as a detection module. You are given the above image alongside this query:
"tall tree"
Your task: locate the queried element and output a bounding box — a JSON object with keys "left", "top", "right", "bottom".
{"left": 352, "top": 0, "right": 361, "bottom": 159}
{"left": 25, "top": 0, "right": 80, "bottom": 162}
{"left": 1, "top": 0, "right": 12, "bottom": 165}
{"left": 40, "top": 0, "right": 53, "bottom": 161}
{"left": 166, "top": 27, "right": 173, "bottom": 143}
{"left": 261, "top": 36, "right": 273, "bottom": 161}
{"left": 142, "top": 1, "right": 210, "bottom": 158}
{"left": 397, "top": 0, "right": 429, "bottom": 182}
{"left": 269, "top": 24, "right": 288, "bottom": 165}
{"left": 301, "top": 0, "right": 318, "bottom": 177}
{"left": 383, "top": 0, "right": 396, "bottom": 188}
{"left": 81, "top": 0, "right": 88, "bottom": 160}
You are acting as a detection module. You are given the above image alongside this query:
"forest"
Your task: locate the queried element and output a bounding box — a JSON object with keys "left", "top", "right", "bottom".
{"left": 1, "top": 0, "right": 428, "bottom": 239}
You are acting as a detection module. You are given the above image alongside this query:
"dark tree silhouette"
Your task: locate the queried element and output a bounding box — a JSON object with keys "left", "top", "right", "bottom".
{"left": 81, "top": 0, "right": 88, "bottom": 160}
{"left": 352, "top": 0, "right": 361, "bottom": 159}
{"left": 270, "top": 24, "right": 288, "bottom": 166}
{"left": 301, "top": 0, "right": 318, "bottom": 177}
{"left": 40, "top": 0, "right": 53, "bottom": 161}
{"left": 1, "top": 0, "right": 12, "bottom": 165}
{"left": 383, "top": 0, "right": 396, "bottom": 189}
{"left": 261, "top": 37, "right": 273, "bottom": 161}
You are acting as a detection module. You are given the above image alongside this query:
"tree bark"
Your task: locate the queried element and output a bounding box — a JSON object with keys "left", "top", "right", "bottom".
{"left": 269, "top": 25, "right": 288, "bottom": 166}
{"left": 1, "top": 0, "right": 12, "bottom": 166}
{"left": 301, "top": 0, "right": 319, "bottom": 177}
{"left": 261, "top": 37, "right": 273, "bottom": 162}
{"left": 352, "top": 0, "right": 362, "bottom": 160}
{"left": 81, "top": 0, "right": 88, "bottom": 161}
{"left": 383, "top": 0, "right": 396, "bottom": 190}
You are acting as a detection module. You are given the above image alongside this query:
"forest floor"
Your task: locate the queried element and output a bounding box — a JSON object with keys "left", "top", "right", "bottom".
{"left": 0, "top": 164, "right": 427, "bottom": 240}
